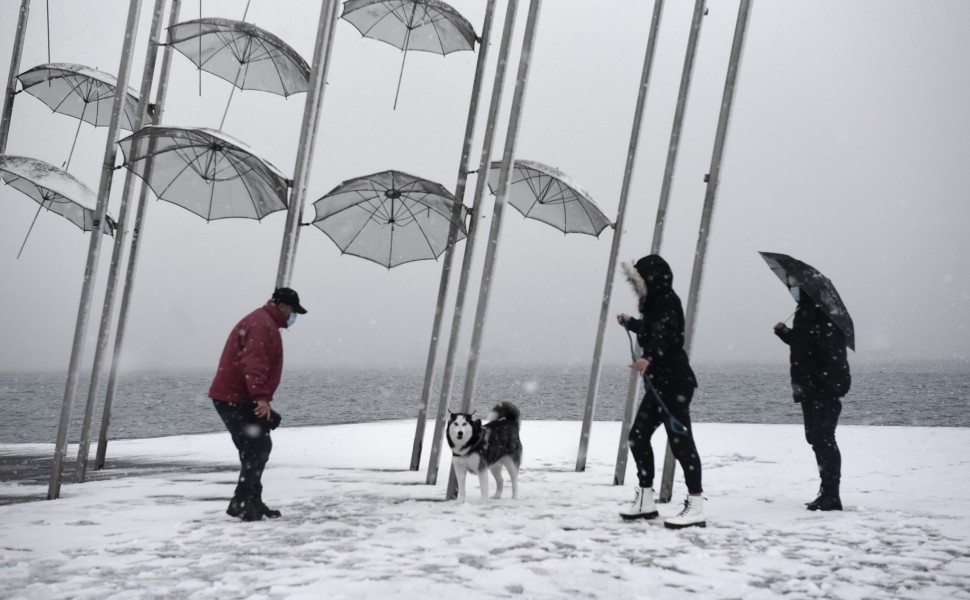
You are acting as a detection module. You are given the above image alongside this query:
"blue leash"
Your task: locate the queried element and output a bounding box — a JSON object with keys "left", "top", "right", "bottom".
{"left": 626, "top": 330, "right": 689, "bottom": 436}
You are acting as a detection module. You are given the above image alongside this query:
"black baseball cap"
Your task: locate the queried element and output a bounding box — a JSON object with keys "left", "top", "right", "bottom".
{"left": 272, "top": 287, "right": 307, "bottom": 314}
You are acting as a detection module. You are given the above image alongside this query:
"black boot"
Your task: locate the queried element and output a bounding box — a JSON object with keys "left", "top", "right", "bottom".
{"left": 227, "top": 494, "right": 264, "bottom": 521}
{"left": 807, "top": 482, "right": 841, "bottom": 511}
{"left": 226, "top": 495, "right": 245, "bottom": 518}
{"left": 254, "top": 496, "right": 282, "bottom": 519}
{"left": 807, "top": 494, "right": 842, "bottom": 511}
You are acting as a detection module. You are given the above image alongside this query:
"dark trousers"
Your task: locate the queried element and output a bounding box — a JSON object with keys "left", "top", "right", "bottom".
{"left": 213, "top": 399, "right": 272, "bottom": 500}
{"left": 800, "top": 396, "right": 842, "bottom": 494}
{"left": 628, "top": 383, "right": 703, "bottom": 494}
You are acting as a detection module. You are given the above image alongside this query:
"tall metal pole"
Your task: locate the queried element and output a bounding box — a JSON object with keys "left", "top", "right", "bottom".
{"left": 409, "top": 0, "right": 498, "bottom": 472}
{"left": 96, "top": 0, "right": 182, "bottom": 471}
{"left": 659, "top": 0, "right": 752, "bottom": 503}
{"left": 47, "top": 0, "right": 145, "bottom": 500}
{"left": 0, "top": 0, "right": 31, "bottom": 154}
{"left": 425, "top": 0, "right": 520, "bottom": 486}
{"left": 275, "top": 0, "right": 341, "bottom": 288}
{"left": 575, "top": 0, "right": 665, "bottom": 473}
{"left": 652, "top": 0, "right": 705, "bottom": 256}
{"left": 74, "top": 0, "right": 168, "bottom": 483}
{"left": 613, "top": 0, "right": 706, "bottom": 493}
{"left": 446, "top": 0, "right": 543, "bottom": 500}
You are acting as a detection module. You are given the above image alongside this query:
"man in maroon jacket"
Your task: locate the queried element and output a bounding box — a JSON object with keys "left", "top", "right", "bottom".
{"left": 209, "top": 287, "right": 307, "bottom": 521}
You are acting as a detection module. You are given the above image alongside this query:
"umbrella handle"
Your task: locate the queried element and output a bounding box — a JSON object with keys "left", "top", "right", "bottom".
{"left": 17, "top": 197, "right": 52, "bottom": 259}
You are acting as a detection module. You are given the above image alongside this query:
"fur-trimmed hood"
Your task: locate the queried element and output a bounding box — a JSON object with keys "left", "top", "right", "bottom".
{"left": 621, "top": 254, "right": 674, "bottom": 303}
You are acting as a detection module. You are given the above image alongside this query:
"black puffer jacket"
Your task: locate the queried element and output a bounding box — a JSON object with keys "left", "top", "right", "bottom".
{"left": 622, "top": 255, "right": 698, "bottom": 390}
{"left": 775, "top": 296, "right": 851, "bottom": 401}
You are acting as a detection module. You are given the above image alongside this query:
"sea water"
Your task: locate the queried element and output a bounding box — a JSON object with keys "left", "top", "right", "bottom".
{"left": 0, "top": 360, "right": 967, "bottom": 444}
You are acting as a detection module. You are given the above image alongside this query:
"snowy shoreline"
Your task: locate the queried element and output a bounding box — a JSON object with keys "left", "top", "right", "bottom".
{"left": 2, "top": 420, "right": 969, "bottom": 598}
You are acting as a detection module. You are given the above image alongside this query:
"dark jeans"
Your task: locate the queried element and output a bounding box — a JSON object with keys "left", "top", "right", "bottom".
{"left": 213, "top": 399, "right": 272, "bottom": 500}
{"left": 628, "top": 382, "right": 703, "bottom": 494}
{"left": 800, "top": 396, "right": 842, "bottom": 494}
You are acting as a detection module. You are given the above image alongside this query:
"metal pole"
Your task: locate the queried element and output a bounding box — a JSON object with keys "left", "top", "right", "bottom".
{"left": 74, "top": 0, "right": 168, "bottom": 483}
{"left": 613, "top": 0, "right": 706, "bottom": 497}
{"left": 446, "top": 0, "right": 543, "bottom": 501}
{"left": 0, "top": 0, "right": 30, "bottom": 154}
{"left": 409, "top": 0, "right": 498, "bottom": 472}
{"left": 651, "top": 0, "right": 705, "bottom": 256}
{"left": 659, "top": 0, "right": 752, "bottom": 503}
{"left": 95, "top": 0, "right": 182, "bottom": 471}
{"left": 575, "top": 0, "right": 664, "bottom": 473}
{"left": 425, "top": 0, "right": 520, "bottom": 486}
{"left": 275, "top": 0, "right": 341, "bottom": 288}
{"left": 47, "top": 0, "right": 145, "bottom": 500}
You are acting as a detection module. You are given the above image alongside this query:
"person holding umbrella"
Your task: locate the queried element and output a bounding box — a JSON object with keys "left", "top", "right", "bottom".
{"left": 209, "top": 287, "right": 307, "bottom": 522}
{"left": 763, "top": 252, "right": 853, "bottom": 512}
{"left": 616, "top": 255, "right": 705, "bottom": 529}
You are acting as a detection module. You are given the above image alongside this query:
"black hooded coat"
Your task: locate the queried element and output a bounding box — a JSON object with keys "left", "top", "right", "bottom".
{"left": 774, "top": 295, "right": 851, "bottom": 401}
{"left": 623, "top": 255, "right": 698, "bottom": 391}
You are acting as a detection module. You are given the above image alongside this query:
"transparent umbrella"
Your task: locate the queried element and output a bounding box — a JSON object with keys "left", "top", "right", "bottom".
{"left": 341, "top": 0, "right": 477, "bottom": 109}
{"left": 166, "top": 17, "right": 311, "bottom": 128}
{"left": 310, "top": 169, "right": 468, "bottom": 268}
{"left": 487, "top": 159, "right": 612, "bottom": 237}
{"left": 117, "top": 125, "right": 289, "bottom": 221}
{"left": 0, "top": 154, "right": 114, "bottom": 257}
{"left": 16, "top": 63, "right": 140, "bottom": 169}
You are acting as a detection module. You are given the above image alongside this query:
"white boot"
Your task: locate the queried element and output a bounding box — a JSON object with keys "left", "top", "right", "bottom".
{"left": 619, "top": 487, "right": 658, "bottom": 520}
{"left": 664, "top": 494, "right": 706, "bottom": 529}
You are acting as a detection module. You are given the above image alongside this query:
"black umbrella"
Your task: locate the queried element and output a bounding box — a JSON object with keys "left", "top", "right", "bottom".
{"left": 759, "top": 251, "right": 855, "bottom": 351}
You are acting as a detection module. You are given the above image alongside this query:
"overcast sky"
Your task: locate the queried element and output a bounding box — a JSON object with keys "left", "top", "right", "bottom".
{"left": 1, "top": 0, "right": 968, "bottom": 375}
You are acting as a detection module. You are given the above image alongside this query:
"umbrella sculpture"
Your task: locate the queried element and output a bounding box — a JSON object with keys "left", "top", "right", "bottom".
{"left": 310, "top": 169, "right": 468, "bottom": 269}
{"left": 16, "top": 63, "right": 141, "bottom": 169}
{"left": 0, "top": 155, "right": 114, "bottom": 257}
{"left": 116, "top": 125, "right": 289, "bottom": 221}
{"left": 759, "top": 251, "right": 855, "bottom": 351}
{"left": 341, "top": 0, "right": 478, "bottom": 109}
{"left": 166, "top": 17, "right": 311, "bottom": 128}
{"left": 486, "top": 159, "right": 612, "bottom": 237}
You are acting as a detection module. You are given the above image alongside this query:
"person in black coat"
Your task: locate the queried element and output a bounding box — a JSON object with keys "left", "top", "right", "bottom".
{"left": 774, "top": 283, "right": 851, "bottom": 511}
{"left": 616, "top": 255, "right": 705, "bottom": 529}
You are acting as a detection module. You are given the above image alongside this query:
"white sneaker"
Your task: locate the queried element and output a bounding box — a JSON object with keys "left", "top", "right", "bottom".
{"left": 619, "top": 487, "right": 658, "bottom": 520}
{"left": 664, "top": 495, "right": 706, "bottom": 529}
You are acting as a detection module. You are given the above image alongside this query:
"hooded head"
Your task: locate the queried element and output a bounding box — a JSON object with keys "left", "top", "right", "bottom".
{"left": 621, "top": 254, "right": 674, "bottom": 311}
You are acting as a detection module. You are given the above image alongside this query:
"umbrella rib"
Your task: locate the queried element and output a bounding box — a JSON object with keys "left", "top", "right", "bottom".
{"left": 398, "top": 192, "right": 440, "bottom": 256}
{"left": 47, "top": 76, "right": 87, "bottom": 116}
{"left": 208, "top": 148, "right": 270, "bottom": 220}
{"left": 358, "top": 5, "right": 408, "bottom": 39}
{"left": 339, "top": 195, "right": 386, "bottom": 255}
{"left": 153, "top": 144, "right": 212, "bottom": 199}
{"left": 426, "top": 9, "right": 448, "bottom": 55}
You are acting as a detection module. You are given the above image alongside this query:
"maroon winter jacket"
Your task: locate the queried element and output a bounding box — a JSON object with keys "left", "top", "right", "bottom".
{"left": 209, "top": 301, "right": 287, "bottom": 404}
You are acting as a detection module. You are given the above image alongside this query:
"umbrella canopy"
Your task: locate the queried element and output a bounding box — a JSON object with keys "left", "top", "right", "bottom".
{"left": 167, "top": 18, "right": 311, "bottom": 97}
{"left": 0, "top": 154, "right": 114, "bottom": 235}
{"left": 342, "top": 0, "right": 477, "bottom": 54}
{"left": 487, "top": 159, "right": 612, "bottom": 237}
{"left": 759, "top": 251, "right": 855, "bottom": 350}
{"left": 117, "top": 126, "right": 289, "bottom": 221}
{"left": 16, "top": 63, "right": 141, "bottom": 130}
{"left": 310, "top": 169, "right": 467, "bottom": 268}
{"left": 341, "top": 0, "right": 478, "bottom": 108}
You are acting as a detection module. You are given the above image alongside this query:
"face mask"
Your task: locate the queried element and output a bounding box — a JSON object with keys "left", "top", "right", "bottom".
{"left": 286, "top": 312, "right": 297, "bottom": 328}
{"left": 789, "top": 287, "right": 800, "bottom": 302}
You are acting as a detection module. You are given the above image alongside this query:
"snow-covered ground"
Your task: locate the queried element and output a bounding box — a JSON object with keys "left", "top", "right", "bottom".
{"left": 1, "top": 420, "right": 968, "bottom": 599}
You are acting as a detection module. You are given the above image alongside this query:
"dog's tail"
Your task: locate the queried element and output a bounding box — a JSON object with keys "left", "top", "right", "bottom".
{"left": 491, "top": 401, "right": 520, "bottom": 423}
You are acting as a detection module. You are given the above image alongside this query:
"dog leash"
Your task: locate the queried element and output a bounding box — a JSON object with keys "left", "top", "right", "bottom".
{"left": 625, "top": 329, "right": 689, "bottom": 436}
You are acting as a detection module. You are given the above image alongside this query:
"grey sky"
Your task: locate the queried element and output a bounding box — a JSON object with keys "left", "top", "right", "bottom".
{"left": 1, "top": 0, "right": 968, "bottom": 374}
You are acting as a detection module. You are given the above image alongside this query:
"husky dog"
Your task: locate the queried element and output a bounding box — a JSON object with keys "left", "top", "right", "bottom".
{"left": 447, "top": 401, "right": 522, "bottom": 503}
